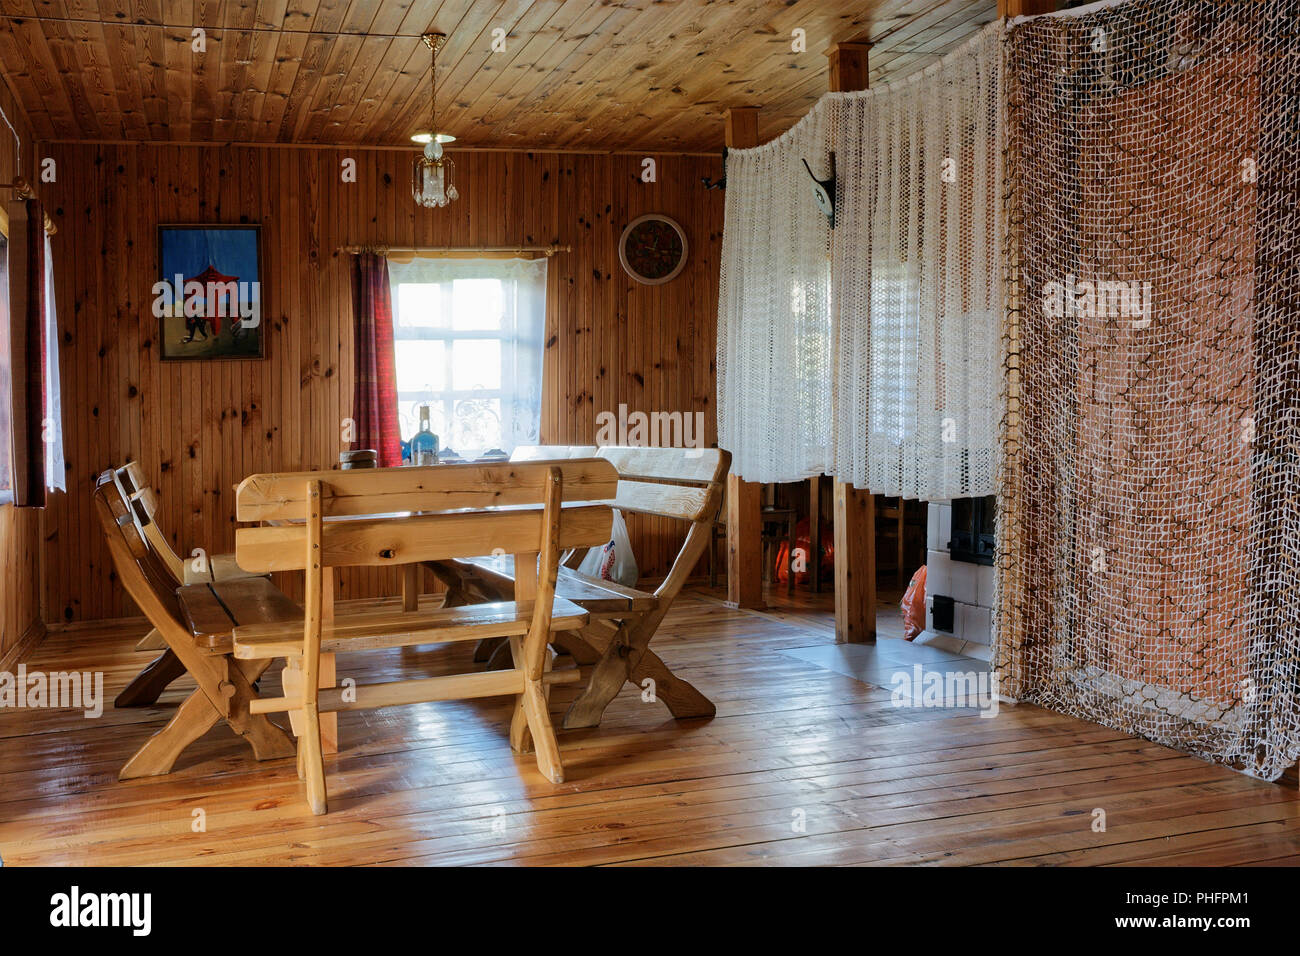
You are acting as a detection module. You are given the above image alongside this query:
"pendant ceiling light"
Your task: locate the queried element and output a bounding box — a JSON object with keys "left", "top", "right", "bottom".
{"left": 412, "top": 32, "right": 458, "bottom": 209}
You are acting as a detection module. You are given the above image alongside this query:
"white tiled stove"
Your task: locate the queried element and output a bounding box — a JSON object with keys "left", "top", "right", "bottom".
{"left": 918, "top": 501, "right": 995, "bottom": 661}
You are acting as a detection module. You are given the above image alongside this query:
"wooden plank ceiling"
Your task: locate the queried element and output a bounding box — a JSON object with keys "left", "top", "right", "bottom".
{"left": 0, "top": 0, "right": 996, "bottom": 151}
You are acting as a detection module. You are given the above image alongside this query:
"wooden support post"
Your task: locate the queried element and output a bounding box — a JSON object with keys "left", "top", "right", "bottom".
{"left": 834, "top": 483, "right": 876, "bottom": 643}
{"left": 809, "top": 476, "right": 822, "bottom": 592}
{"left": 724, "top": 106, "right": 759, "bottom": 152}
{"left": 825, "top": 41, "right": 871, "bottom": 94}
{"left": 723, "top": 106, "right": 765, "bottom": 610}
{"left": 997, "top": 0, "right": 1057, "bottom": 17}
{"left": 725, "top": 473, "right": 763, "bottom": 609}
{"left": 826, "top": 41, "right": 877, "bottom": 643}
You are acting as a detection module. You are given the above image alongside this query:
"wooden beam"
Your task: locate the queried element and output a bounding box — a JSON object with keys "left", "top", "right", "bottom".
{"left": 825, "top": 41, "right": 871, "bottom": 95}
{"left": 724, "top": 107, "right": 760, "bottom": 150}
{"left": 997, "top": 0, "right": 1057, "bottom": 17}
{"left": 724, "top": 106, "right": 765, "bottom": 610}
{"left": 827, "top": 41, "right": 876, "bottom": 643}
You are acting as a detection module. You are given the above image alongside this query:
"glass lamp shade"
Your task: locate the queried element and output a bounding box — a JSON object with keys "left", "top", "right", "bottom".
{"left": 412, "top": 153, "right": 457, "bottom": 209}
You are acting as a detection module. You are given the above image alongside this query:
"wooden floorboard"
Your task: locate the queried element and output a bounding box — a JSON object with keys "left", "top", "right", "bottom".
{"left": 1, "top": 585, "right": 1297, "bottom": 866}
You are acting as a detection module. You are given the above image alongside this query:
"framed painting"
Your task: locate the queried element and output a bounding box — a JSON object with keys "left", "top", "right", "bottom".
{"left": 156, "top": 224, "right": 264, "bottom": 360}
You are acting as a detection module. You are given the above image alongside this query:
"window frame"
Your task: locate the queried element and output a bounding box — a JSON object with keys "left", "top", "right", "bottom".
{"left": 390, "top": 267, "right": 539, "bottom": 460}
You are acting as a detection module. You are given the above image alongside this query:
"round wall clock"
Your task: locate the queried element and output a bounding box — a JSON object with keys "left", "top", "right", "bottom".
{"left": 619, "top": 214, "right": 689, "bottom": 285}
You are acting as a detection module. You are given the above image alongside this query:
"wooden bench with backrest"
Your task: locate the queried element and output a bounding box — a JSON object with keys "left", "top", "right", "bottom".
{"left": 115, "top": 460, "right": 265, "bottom": 666}
{"left": 429, "top": 445, "right": 730, "bottom": 730}
{"left": 118, "top": 460, "right": 264, "bottom": 586}
{"left": 230, "top": 458, "right": 617, "bottom": 813}
{"left": 92, "top": 469, "right": 298, "bottom": 779}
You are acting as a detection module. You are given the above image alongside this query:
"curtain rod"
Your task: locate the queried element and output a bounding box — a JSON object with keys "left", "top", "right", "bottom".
{"left": 340, "top": 243, "right": 572, "bottom": 257}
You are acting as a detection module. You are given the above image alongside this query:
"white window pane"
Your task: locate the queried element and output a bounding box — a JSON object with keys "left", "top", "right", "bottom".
{"left": 452, "top": 398, "right": 503, "bottom": 453}
{"left": 396, "top": 283, "right": 442, "bottom": 328}
{"left": 396, "top": 340, "right": 446, "bottom": 394}
{"left": 452, "top": 339, "right": 501, "bottom": 390}
{"left": 452, "top": 278, "right": 502, "bottom": 330}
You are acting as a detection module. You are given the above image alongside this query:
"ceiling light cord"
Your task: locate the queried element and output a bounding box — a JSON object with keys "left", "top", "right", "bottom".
{"left": 429, "top": 36, "right": 437, "bottom": 139}
{"left": 0, "top": 100, "right": 19, "bottom": 174}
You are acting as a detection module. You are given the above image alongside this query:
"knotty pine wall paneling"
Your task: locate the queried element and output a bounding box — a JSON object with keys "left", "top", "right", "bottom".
{"left": 42, "top": 145, "right": 723, "bottom": 623}
{"left": 0, "top": 80, "right": 43, "bottom": 661}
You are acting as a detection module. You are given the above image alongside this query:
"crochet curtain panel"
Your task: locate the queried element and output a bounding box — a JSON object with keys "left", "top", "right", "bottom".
{"left": 716, "top": 23, "right": 1002, "bottom": 498}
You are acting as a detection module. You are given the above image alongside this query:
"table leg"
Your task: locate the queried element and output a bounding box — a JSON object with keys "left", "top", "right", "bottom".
{"left": 402, "top": 563, "right": 420, "bottom": 611}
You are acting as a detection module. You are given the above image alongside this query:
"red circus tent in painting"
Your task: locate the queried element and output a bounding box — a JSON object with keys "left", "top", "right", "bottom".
{"left": 184, "top": 263, "right": 239, "bottom": 333}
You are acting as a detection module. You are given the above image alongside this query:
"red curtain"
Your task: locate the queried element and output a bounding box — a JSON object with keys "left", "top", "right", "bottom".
{"left": 350, "top": 252, "right": 401, "bottom": 467}
{"left": 5, "top": 198, "right": 47, "bottom": 507}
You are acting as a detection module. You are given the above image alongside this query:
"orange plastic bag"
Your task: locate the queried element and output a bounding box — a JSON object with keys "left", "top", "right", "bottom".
{"left": 774, "top": 518, "right": 834, "bottom": 588}
{"left": 901, "top": 565, "right": 927, "bottom": 641}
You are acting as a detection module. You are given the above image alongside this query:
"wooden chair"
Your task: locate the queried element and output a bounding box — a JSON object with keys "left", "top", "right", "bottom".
{"left": 92, "top": 470, "right": 297, "bottom": 778}
{"left": 229, "top": 459, "right": 618, "bottom": 814}
{"left": 115, "top": 460, "right": 263, "bottom": 660}
{"left": 431, "top": 445, "right": 729, "bottom": 730}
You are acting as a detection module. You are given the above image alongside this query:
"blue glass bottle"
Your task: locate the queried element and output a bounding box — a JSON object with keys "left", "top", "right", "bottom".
{"left": 410, "top": 405, "right": 440, "bottom": 466}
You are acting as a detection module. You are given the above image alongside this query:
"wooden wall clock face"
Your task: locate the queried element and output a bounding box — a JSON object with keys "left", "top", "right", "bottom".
{"left": 619, "top": 214, "right": 689, "bottom": 285}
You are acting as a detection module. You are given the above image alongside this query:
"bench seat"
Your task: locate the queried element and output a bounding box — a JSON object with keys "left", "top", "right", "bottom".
{"left": 181, "top": 551, "right": 264, "bottom": 585}
{"left": 178, "top": 577, "right": 303, "bottom": 653}
{"left": 231, "top": 596, "right": 590, "bottom": 660}
{"left": 448, "top": 554, "right": 657, "bottom": 616}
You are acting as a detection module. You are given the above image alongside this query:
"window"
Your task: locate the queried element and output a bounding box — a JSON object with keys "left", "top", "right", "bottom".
{"left": 388, "top": 257, "right": 546, "bottom": 461}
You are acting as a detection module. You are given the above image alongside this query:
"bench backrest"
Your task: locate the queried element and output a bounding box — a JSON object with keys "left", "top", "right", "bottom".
{"left": 510, "top": 445, "right": 730, "bottom": 524}
{"left": 114, "top": 461, "right": 190, "bottom": 584}
{"left": 233, "top": 459, "right": 617, "bottom": 572}
{"left": 92, "top": 469, "right": 188, "bottom": 637}
{"left": 509, "top": 445, "right": 730, "bottom": 604}
{"left": 234, "top": 460, "right": 617, "bottom": 693}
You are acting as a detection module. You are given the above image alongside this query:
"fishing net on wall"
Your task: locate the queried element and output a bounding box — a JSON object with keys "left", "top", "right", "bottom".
{"left": 995, "top": 0, "right": 1300, "bottom": 778}
{"left": 716, "top": 105, "right": 835, "bottom": 484}
{"left": 831, "top": 23, "right": 1002, "bottom": 499}
{"left": 718, "top": 24, "right": 1003, "bottom": 496}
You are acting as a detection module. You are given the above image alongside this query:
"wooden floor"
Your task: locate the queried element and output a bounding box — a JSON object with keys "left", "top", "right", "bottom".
{"left": 3, "top": 584, "right": 1300, "bottom": 866}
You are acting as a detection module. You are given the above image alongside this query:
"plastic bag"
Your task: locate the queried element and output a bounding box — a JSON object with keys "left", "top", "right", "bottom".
{"left": 774, "top": 517, "right": 834, "bottom": 587}
{"left": 901, "top": 565, "right": 927, "bottom": 641}
{"left": 577, "top": 509, "right": 638, "bottom": 588}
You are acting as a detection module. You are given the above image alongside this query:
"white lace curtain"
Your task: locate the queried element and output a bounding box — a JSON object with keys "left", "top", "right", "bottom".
{"left": 717, "top": 106, "right": 834, "bottom": 484}
{"left": 386, "top": 256, "right": 546, "bottom": 458}
{"left": 44, "top": 233, "right": 65, "bottom": 492}
{"left": 0, "top": 228, "right": 65, "bottom": 502}
{"left": 832, "top": 27, "right": 1001, "bottom": 498}
{"left": 717, "top": 23, "right": 1002, "bottom": 499}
